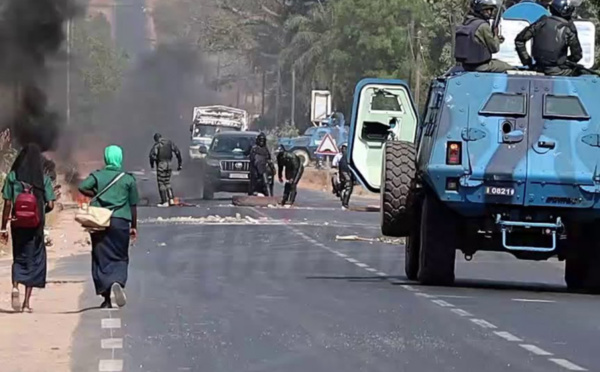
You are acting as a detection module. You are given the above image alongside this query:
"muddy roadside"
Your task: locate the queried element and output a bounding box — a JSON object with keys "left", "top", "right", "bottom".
{"left": 298, "top": 167, "right": 378, "bottom": 199}
{"left": 0, "top": 202, "right": 91, "bottom": 372}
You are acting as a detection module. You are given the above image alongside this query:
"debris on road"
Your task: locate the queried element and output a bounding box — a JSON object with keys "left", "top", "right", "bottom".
{"left": 336, "top": 235, "right": 405, "bottom": 245}
{"left": 232, "top": 195, "right": 280, "bottom": 207}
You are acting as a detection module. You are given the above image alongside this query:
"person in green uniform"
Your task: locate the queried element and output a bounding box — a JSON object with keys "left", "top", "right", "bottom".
{"left": 0, "top": 143, "right": 56, "bottom": 312}
{"left": 79, "top": 145, "right": 139, "bottom": 308}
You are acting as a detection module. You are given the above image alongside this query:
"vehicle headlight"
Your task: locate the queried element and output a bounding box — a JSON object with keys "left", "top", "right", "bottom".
{"left": 206, "top": 159, "right": 220, "bottom": 167}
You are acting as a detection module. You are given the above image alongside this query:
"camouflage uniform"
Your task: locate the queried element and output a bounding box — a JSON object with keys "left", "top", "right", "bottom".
{"left": 149, "top": 136, "right": 182, "bottom": 205}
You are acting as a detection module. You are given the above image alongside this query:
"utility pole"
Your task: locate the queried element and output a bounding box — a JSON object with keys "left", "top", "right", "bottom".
{"left": 275, "top": 65, "right": 281, "bottom": 126}
{"left": 261, "top": 70, "right": 266, "bottom": 116}
{"left": 415, "top": 29, "right": 422, "bottom": 107}
{"left": 291, "top": 65, "right": 296, "bottom": 127}
{"left": 66, "top": 18, "right": 71, "bottom": 129}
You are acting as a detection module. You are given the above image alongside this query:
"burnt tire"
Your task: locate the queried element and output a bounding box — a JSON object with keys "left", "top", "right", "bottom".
{"left": 417, "top": 193, "right": 457, "bottom": 286}
{"left": 381, "top": 141, "right": 417, "bottom": 237}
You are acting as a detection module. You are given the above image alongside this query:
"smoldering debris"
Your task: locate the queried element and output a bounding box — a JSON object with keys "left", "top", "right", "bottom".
{"left": 0, "top": 0, "right": 82, "bottom": 151}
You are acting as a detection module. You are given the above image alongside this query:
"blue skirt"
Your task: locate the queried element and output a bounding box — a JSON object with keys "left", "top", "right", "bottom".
{"left": 91, "top": 217, "right": 130, "bottom": 295}
{"left": 11, "top": 227, "right": 47, "bottom": 288}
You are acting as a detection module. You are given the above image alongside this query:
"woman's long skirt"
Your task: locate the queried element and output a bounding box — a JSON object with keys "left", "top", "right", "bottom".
{"left": 11, "top": 227, "right": 47, "bottom": 288}
{"left": 91, "top": 217, "right": 130, "bottom": 295}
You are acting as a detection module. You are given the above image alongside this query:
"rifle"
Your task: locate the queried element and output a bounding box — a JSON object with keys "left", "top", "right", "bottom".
{"left": 565, "top": 61, "right": 600, "bottom": 77}
{"left": 493, "top": 0, "right": 507, "bottom": 37}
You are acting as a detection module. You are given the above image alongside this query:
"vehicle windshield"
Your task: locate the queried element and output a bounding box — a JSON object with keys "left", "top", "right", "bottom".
{"left": 210, "top": 136, "right": 254, "bottom": 154}
{"left": 192, "top": 125, "right": 240, "bottom": 137}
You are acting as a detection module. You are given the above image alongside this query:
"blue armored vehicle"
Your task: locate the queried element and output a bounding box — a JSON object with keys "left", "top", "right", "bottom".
{"left": 348, "top": 1, "right": 600, "bottom": 291}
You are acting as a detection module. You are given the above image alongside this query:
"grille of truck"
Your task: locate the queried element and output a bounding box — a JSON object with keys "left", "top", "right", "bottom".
{"left": 220, "top": 160, "right": 250, "bottom": 172}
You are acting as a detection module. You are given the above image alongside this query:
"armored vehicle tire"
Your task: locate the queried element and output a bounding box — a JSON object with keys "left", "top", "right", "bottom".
{"left": 565, "top": 256, "right": 586, "bottom": 291}
{"left": 293, "top": 149, "right": 310, "bottom": 167}
{"left": 564, "top": 226, "right": 600, "bottom": 293}
{"left": 381, "top": 141, "right": 417, "bottom": 237}
{"left": 405, "top": 196, "right": 422, "bottom": 280}
{"left": 417, "top": 194, "right": 457, "bottom": 286}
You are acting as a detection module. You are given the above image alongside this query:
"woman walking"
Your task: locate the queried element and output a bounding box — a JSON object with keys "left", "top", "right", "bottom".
{"left": 0, "top": 144, "right": 56, "bottom": 312}
{"left": 79, "top": 145, "right": 139, "bottom": 308}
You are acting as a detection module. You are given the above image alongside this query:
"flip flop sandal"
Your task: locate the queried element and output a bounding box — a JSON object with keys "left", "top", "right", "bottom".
{"left": 111, "top": 283, "right": 127, "bottom": 308}
{"left": 22, "top": 307, "right": 32, "bottom": 313}
{"left": 11, "top": 289, "right": 20, "bottom": 312}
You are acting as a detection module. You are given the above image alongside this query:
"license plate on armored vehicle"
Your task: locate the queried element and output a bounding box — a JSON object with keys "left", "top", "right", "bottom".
{"left": 229, "top": 173, "right": 248, "bottom": 179}
{"left": 485, "top": 186, "right": 515, "bottom": 196}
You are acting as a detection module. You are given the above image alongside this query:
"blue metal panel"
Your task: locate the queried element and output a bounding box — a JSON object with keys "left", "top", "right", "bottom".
{"left": 503, "top": 1, "right": 549, "bottom": 23}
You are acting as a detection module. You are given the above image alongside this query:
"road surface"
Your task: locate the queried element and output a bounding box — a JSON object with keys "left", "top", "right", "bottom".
{"left": 67, "top": 185, "right": 600, "bottom": 372}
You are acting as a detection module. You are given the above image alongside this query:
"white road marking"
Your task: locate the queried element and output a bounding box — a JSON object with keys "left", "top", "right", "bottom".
{"left": 493, "top": 331, "right": 523, "bottom": 342}
{"left": 451, "top": 308, "right": 473, "bottom": 317}
{"left": 365, "top": 268, "right": 378, "bottom": 272}
{"left": 519, "top": 344, "right": 553, "bottom": 356}
{"left": 435, "top": 295, "right": 472, "bottom": 299}
{"left": 470, "top": 319, "right": 497, "bottom": 329}
{"left": 512, "top": 298, "right": 556, "bottom": 303}
{"left": 549, "top": 358, "right": 588, "bottom": 371}
{"left": 415, "top": 292, "right": 436, "bottom": 298}
{"left": 335, "top": 252, "right": 348, "bottom": 258}
{"left": 101, "top": 318, "right": 121, "bottom": 329}
{"left": 101, "top": 338, "right": 123, "bottom": 349}
{"left": 346, "top": 258, "right": 359, "bottom": 263}
{"left": 376, "top": 272, "right": 387, "bottom": 277}
{"left": 401, "top": 285, "right": 418, "bottom": 291}
{"left": 355, "top": 263, "right": 368, "bottom": 268}
{"left": 431, "top": 299, "right": 454, "bottom": 307}
{"left": 99, "top": 359, "right": 123, "bottom": 372}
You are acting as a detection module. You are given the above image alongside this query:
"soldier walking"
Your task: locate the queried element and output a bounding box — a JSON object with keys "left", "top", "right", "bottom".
{"left": 149, "top": 133, "right": 182, "bottom": 207}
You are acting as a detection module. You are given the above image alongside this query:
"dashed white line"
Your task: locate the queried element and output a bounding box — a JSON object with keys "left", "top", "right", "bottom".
{"left": 470, "top": 319, "right": 497, "bottom": 329}
{"left": 355, "top": 263, "right": 368, "bottom": 268}
{"left": 99, "top": 359, "right": 123, "bottom": 372}
{"left": 345, "top": 258, "right": 359, "bottom": 264}
{"left": 101, "top": 338, "right": 123, "bottom": 349}
{"left": 451, "top": 308, "right": 473, "bottom": 317}
{"left": 365, "top": 268, "right": 378, "bottom": 272}
{"left": 415, "top": 292, "right": 436, "bottom": 298}
{"left": 519, "top": 344, "right": 553, "bottom": 356}
{"left": 335, "top": 252, "right": 348, "bottom": 258}
{"left": 431, "top": 299, "right": 454, "bottom": 308}
{"left": 401, "top": 285, "right": 418, "bottom": 291}
{"left": 376, "top": 272, "right": 387, "bottom": 277}
{"left": 493, "top": 331, "right": 523, "bottom": 342}
{"left": 101, "top": 318, "right": 121, "bottom": 329}
{"left": 549, "top": 358, "right": 588, "bottom": 371}
{"left": 512, "top": 298, "right": 555, "bottom": 303}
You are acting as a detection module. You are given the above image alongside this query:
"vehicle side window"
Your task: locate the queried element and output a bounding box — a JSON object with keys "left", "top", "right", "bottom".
{"left": 543, "top": 95, "right": 589, "bottom": 120}
{"left": 480, "top": 93, "right": 527, "bottom": 117}
{"left": 371, "top": 91, "right": 403, "bottom": 113}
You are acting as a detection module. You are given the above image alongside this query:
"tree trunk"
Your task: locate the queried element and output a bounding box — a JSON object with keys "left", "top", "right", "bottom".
{"left": 291, "top": 66, "right": 296, "bottom": 127}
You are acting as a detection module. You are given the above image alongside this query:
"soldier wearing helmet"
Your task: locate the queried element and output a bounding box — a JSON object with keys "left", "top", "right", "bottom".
{"left": 248, "top": 133, "right": 274, "bottom": 196}
{"left": 455, "top": 0, "right": 514, "bottom": 73}
{"left": 332, "top": 143, "right": 354, "bottom": 210}
{"left": 149, "top": 133, "right": 182, "bottom": 207}
{"left": 275, "top": 145, "right": 304, "bottom": 206}
{"left": 515, "top": 0, "right": 583, "bottom": 76}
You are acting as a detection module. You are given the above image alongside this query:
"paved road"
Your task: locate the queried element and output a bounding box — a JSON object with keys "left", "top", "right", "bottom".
{"left": 69, "top": 185, "right": 600, "bottom": 372}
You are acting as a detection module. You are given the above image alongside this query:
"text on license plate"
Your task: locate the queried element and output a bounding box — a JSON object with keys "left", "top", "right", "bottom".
{"left": 229, "top": 173, "right": 248, "bottom": 179}
{"left": 485, "top": 186, "right": 515, "bottom": 196}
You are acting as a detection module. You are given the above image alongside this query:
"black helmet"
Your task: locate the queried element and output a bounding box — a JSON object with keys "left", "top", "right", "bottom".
{"left": 549, "top": 0, "right": 581, "bottom": 19}
{"left": 256, "top": 132, "right": 267, "bottom": 146}
{"left": 153, "top": 133, "right": 162, "bottom": 142}
{"left": 470, "top": 0, "right": 500, "bottom": 18}
{"left": 276, "top": 145, "right": 285, "bottom": 161}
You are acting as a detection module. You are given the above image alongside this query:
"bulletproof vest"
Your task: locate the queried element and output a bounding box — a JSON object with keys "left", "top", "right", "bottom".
{"left": 454, "top": 17, "right": 491, "bottom": 65}
{"left": 252, "top": 146, "right": 270, "bottom": 174}
{"left": 157, "top": 139, "right": 173, "bottom": 162}
{"left": 531, "top": 16, "right": 570, "bottom": 66}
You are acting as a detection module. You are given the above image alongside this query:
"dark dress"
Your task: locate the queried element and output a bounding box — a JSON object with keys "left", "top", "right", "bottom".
{"left": 2, "top": 172, "right": 56, "bottom": 288}
{"left": 79, "top": 169, "right": 139, "bottom": 295}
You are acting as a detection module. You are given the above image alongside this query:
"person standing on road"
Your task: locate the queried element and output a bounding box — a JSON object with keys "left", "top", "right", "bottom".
{"left": 0, "top": 144, "right": 56, "bottom": 312}
{"left": 79, "top": 145, "right": 139, "bottom": 309}
{"left": 149, "top": 133, "right": 182, "bottom": 207}
{"left": 336, "top": 144, "right": 354, "bottom": 210}
{"left": 248, "top": 133, "right": 273, "bottom": 196}
{"left": 276, "top": 145, "right": 304, "bottom": 206}
{"left": 515, "top": 0, "right": 583, "bottom": 76}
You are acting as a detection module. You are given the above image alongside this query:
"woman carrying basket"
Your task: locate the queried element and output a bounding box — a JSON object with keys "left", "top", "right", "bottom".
{"left": 0, "top": 144, "right": 56, "bottom": 312}
{"left": 79, "top": 145, "right": 139, "bottom": 308}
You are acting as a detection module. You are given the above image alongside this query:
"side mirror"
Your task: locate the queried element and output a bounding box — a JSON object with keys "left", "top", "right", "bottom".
{"left": 199, "top": 146, "right": 208, "bottom": 154}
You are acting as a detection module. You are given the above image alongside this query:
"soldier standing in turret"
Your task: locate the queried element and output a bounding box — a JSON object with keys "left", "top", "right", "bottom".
{"left": 455, "top": 0, "right": 514, "bottom": 72}
{"left": 149, "top": 133, "right": 182, "bottom": 207}
{"left": 515, "top": 0, "right": 583, "bottom": 76}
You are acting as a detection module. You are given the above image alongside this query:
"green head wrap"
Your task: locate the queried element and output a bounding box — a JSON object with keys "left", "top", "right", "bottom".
{"left": 104, "top": 145, "right": 123, "bottom": 171}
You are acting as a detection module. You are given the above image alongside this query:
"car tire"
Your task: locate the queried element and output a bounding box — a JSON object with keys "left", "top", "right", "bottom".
{"left": 293, "top": 149, "right": 310, "bottom": 167}
{"left": 417, "top": 193, "right": 457, "bottom": 286}
{"left": 381, "top": 141, "right": 417, "bottom": 237}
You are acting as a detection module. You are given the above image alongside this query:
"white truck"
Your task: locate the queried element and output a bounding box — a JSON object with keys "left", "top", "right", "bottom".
{"left": 189, "top": 105, "right": 249, "bottom": 159}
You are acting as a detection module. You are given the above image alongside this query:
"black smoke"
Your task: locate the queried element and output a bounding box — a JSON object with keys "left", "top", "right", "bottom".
{"left": 0, "top": 0, "right": 81, "bottom": 151}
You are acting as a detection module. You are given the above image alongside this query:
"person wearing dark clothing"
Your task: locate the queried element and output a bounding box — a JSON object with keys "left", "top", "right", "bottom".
{"left": 515, "top": 0, "right": 583, "bottom": 76}
{"left": 79, "top": 145, "right": 139, "bottom": 309}
{"left": 334, "top": 144, "right": 354, "bottom": 209}
{"left": 149, "top": 133, "right": 182, "bottom": 207}
{"left": 1, "top": 144, "right": 56, "bottom": 312}
{"left": 248, "top": 133, "right": 273, "bottom": 196}
{"left": 455, "top": 0, "right": 513, "bottom": 72}
{"left": 276, "top": 145, "right": 304, "bottom": 206}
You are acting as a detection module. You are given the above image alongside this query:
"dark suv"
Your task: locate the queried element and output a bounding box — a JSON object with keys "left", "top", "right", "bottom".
{"left": 199, "top": 131, "right": 259, "bottom": 199}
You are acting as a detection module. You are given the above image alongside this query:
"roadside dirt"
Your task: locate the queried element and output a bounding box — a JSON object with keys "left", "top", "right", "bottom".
{"left": 0, "top": 208, "right": 90, "bottom": 372}
{"left": 299, "top": 167, "right": 378, "bottom": 199}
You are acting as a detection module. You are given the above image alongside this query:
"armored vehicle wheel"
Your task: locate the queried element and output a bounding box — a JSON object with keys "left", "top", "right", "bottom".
{"left": 405, "top": 196, "right": 422, "bottom": 281}
{"left": 565, "top": 226, "right": 600, "bottom": 293}
{"left": 293, "top": 149, "right": 310, "bottom": 167}
{"left": 417, "top": 194, "right": 457, "bottom": 286}
{"left": 565, "top": 256, "right": 586, "bottom": 291}
{"left": 381, "top": 141, "right": 417, "bottom": 237}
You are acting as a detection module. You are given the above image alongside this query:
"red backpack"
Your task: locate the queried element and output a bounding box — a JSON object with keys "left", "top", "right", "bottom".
{"left": 12, "top": 183, "right": 41, "bottom": 228}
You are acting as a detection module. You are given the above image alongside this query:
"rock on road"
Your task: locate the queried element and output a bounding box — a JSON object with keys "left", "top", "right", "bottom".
{"left": 68, "top": 187, "right": 600, "bottom": 372}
